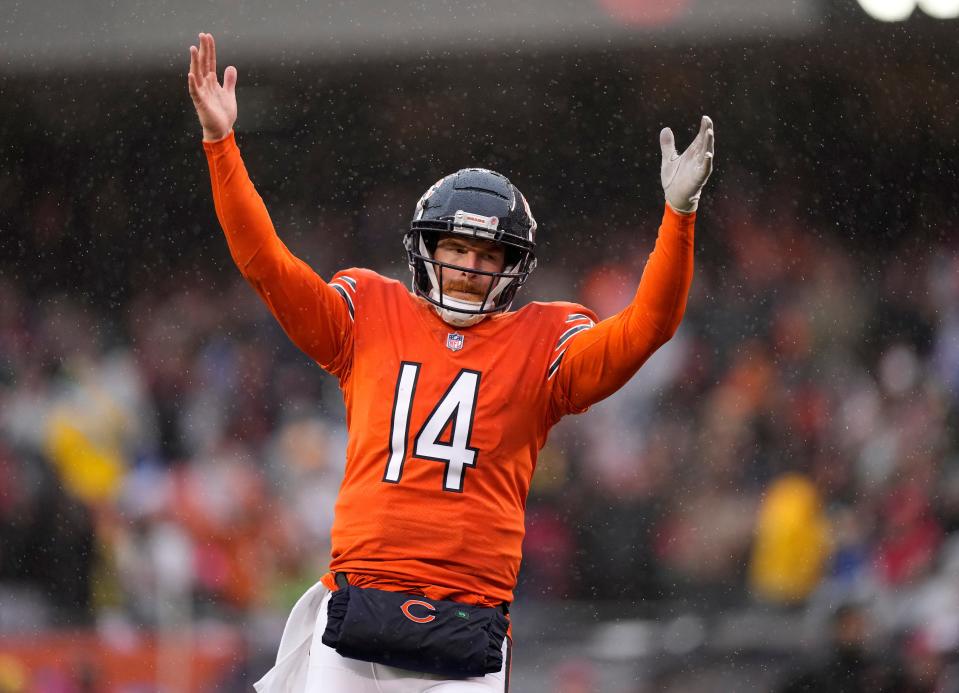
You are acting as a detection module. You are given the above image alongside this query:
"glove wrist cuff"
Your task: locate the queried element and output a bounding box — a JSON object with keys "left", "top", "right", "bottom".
{"left": 666, "top": 199, "right": 697, "bottom": 215}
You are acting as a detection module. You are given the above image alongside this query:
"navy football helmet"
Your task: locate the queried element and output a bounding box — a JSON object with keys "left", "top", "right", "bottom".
{"left": 404, "top": 168, "right": 537, "bottom": 326}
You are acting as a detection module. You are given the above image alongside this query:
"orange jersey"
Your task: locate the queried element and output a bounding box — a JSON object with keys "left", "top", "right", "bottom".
{"left": 204, "top": 132, "right": 696, "bottom": 606}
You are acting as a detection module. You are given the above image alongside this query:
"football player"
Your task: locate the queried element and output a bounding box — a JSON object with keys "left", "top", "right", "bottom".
{"left": 188, "top": 32, "right": 714, "bottom": 693}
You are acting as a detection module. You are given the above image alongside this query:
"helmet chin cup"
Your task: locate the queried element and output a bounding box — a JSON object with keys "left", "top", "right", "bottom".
{"left": 427, "top": 288, "right": 489, "bottom": 326}
{"left": 435, "top": 305, "right": 487, "bottom": 327}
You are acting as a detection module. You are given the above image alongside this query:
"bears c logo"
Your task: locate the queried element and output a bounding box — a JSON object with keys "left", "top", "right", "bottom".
{"left": 401, "top": 599, "right": 436, "bottom": 624}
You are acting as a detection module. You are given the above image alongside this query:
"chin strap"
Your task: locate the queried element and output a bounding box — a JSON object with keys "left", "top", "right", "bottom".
{"left": 428, "top": 290, "right": 489, "bottom": 327}
{"left": 435, "top": 306, "right": 488, "bottom": 327}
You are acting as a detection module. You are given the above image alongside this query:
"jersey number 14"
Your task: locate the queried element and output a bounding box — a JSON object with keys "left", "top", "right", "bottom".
{"left": 384, "top": 362, "right": 481, "bottom": 493}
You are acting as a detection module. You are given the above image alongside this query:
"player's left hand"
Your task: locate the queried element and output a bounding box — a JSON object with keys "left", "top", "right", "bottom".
{"left": 660, "top": 115, "right": 715, "bottom": 214}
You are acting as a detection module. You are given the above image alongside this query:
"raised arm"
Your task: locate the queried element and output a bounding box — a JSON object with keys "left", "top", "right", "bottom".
{"left": 551, "top": 117, "right": 714, "bottom": 414}
{"left": 188, "top": 33, "right": 353, "bottom": 378}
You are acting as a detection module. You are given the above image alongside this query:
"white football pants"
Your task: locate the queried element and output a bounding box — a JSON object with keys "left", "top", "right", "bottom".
{"left": 253, "top": 581, "right": 511, "bottom": 693}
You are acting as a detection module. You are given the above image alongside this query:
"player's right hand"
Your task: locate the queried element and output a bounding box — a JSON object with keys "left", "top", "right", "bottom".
{"left": 187, "top": 32, "right": 237, "bottom": 142}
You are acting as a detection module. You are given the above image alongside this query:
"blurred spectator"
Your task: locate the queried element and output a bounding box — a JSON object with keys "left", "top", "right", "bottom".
{"left": 750, "top": 473, "right": 830, "bottom": 604}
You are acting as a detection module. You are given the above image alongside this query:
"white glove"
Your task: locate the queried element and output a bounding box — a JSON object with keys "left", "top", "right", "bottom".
{"left": 660, "top": 115, "right": 715, "bottom": 214}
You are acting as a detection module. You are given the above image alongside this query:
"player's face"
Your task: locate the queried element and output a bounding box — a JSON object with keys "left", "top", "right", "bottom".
{"left": 433, "top": 235, "right": 507, "bottom": 302}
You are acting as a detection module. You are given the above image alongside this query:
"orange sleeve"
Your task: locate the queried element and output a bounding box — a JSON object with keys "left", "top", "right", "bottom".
{"left": 203, "top": 132, "right": 353, "bottom": 378}
{"left": 552, "top": 204, "right": 695, "bottom": 414}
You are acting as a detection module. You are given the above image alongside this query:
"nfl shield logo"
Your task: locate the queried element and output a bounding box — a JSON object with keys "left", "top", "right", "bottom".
{"left": 446, "top": 332, "right": 465, "bottom": 352}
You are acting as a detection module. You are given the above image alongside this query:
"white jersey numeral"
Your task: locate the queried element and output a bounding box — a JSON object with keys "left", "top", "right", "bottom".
{"left": 384, "top": 364, "right": 481, "bottom": 493}
{"left": 414, "top": 369, "right": 481, "bottom": 492}
{"left": 384, "top": 362, "right": 421, "bottom": 483}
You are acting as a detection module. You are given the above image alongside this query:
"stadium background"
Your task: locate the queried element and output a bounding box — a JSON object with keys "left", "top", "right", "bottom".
{"left": 1, "top": 0, "right": 958, "bottom": 690}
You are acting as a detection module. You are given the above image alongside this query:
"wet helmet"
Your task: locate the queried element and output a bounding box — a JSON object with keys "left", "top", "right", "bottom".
{"left": 404, "top": 168, "right": 537, "bottom": 326}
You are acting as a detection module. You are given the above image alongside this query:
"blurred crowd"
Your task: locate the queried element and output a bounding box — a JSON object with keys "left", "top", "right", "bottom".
{"left": 1, "top": 32, "right": 958, "bottom": 692}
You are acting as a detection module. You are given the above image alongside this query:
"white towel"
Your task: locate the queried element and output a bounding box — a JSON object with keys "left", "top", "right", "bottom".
{"left": 253, "top": 581, "right": 329, "bottom": 693}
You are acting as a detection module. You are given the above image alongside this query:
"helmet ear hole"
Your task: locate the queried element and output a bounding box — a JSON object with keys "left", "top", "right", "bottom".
{"left": 504, "top": 246, "right": 525, "bottom": 269}
{"left": 422, "top": 231, "right": 440, "bottom": 255}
